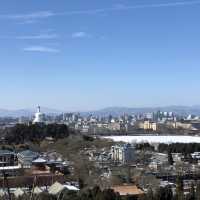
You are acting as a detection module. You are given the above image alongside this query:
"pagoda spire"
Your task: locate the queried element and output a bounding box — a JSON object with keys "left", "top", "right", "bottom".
{"left": 37, "top": 106, "right": 40, "bottom": 113}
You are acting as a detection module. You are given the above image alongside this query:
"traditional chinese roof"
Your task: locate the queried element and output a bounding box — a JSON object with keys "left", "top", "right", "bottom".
{"left": 0, "top": 150, "right": 14, "bottom": 155}
{"left": 32, "top": 158, "right": 47, "bottom": 163}
{"left": 111, "top": 185, "right": 144, "bottom": 196}
{"left": 13, "top": 188, "right": 24, "bottom": 198}
{"left": 18, "top": 150, "right": 39, "bottom": 158}
{"left": 48, "top": 182, "right": 65, "bottom": 195}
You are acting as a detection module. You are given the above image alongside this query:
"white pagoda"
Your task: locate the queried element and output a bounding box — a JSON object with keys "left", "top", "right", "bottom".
{"left": 33, "top": 106, "right": 45, "bottom": 124}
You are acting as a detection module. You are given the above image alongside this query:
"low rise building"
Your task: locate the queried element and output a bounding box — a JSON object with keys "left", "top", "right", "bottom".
{"left": 108, "top": 122, "right": 121, "bottom": 131}
{"left": 111, "top": 185, "right": 144, "bottom": 198}
{"left": 111, "top": 144, "right": 135, "bottom": 164}
{"left": 172, "top": 153, "right": 184, "bottom": 162}
{"left": 0, "top": 150, "right": 20, "bottom": 176}
{"left": 143, "top": 121, "right": 157, "bottom": 131}
{"left": 0, "top": 150, "right": 18, "bottom": 167}
{"left": 18, "top": 150, "right": 39, "bottom": 168}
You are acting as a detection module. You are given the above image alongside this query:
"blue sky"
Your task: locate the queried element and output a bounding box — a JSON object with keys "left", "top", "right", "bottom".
{"left": 0, "top": 0, "right": 200, "bottom": 111}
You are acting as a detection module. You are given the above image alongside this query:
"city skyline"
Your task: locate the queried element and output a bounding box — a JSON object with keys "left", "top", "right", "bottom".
{"left": 0, "top": 0, "right": 200, "bottom": 110}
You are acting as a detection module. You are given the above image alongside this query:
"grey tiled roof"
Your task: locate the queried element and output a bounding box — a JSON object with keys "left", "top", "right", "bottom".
{"left": 0, "top": 150, "right": 14, "bottom": 155}
{"left": 18, "top": 150, "right": 39, "bottom": 158}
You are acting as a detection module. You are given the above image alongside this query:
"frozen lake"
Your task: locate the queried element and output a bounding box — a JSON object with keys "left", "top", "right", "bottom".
{"left": 103, "top": 135, "right": 200, "bottom": 144}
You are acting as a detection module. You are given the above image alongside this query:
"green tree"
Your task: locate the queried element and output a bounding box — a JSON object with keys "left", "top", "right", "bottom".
{"left": 154, "top": 186, "right": 173, "bottom": 200}
{"left": 146, "top": 187, "right": 154, "bottom": 200}
{"left": 61, "top": 190, "right": 80, "bottom": 200}
{"left": 78, "top": 178, "right": 85, "bottom": 189}
{"left": 196, "top": 181, "right": 200, "bottom": 200}
{"left": 37, "top": 192, "right": 57, "bottom": 200}
{"left": 176, "top": 176, "right": 184, "bottom": 200}
{"left": 187, "top": 182, "right": 195, "bottom": 200}
{"left": 168, "top": 150, "right": 174, "bottom": 165}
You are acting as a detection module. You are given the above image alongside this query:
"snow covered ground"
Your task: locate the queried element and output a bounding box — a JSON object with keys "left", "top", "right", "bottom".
{"left": 103, "top": 135, "right": 200, "bottom": 144}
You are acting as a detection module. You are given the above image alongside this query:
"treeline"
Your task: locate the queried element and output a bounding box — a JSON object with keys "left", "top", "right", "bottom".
{"left": 141, "top": 186, "right": 173, "bottom": 200}
{"left": 158, "top": 143, "right": 200, "bottom": 154}
{"left": 136, "top": 143, "right": 155, "bottom": 151}
{"left": 3, "top": 186, "right": 122, "bottom": 200}
{"left": 136, "top": 142, "right": 200, "bottom": 155}
{"left": 6, "top": 181, "right": 200, "bottom": 200}
{"left": 4, "top": 123, "right": 70, "bottom": 144}
{"left": 142, "top": 178, "right": 200, "bottom": 200}
{"left": 62, "top": 186, "right": 121, "bottom": 200}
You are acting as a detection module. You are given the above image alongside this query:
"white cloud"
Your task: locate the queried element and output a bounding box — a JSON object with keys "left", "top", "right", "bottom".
{"left": 23, "top": 46, "right": 59, "bottom": 53}
{"left": 17, "top": 19, "right": 38, "bottom": 25}
{"left": 50, "top": 0, "right": 200, "bottom": 15}
{"left": 0, "top": 11, "right": 55, "bottom": 20}
{"left": 0, "top": 33, "right": 59, "bottom": 40}
{"left": 65, "top": 0, "right": 200, "bottom": 15}
{"left": 71, "top": 32, "right": 91, "bottom": 38}
{"left": 0, "top": 11, "right": 56, "bottom": 24}
{"left": 0, "top": 0, "right": 200, "bottom": 23}
{"left": 74, "top": 0, "right": 200, "bottom": 14}
{"left": 111, "top": 0, "right": 200, "bottom": 11}
{"left": 17, "top": 34, "right": 58, "bottom": 40}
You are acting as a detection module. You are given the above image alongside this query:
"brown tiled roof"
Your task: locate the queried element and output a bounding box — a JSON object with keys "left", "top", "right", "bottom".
{"left": 112, "top": 185, "right": 144, "bottom": 196}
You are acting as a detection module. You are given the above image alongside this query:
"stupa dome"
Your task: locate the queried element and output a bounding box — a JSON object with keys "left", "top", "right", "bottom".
{"left": 33, "top": 106, "right": 45, "bottom": 124}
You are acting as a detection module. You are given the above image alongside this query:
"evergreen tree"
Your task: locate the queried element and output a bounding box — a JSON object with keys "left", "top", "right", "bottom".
{"left": 176, "top": 176, "right": 184, "bottom": 200}
{"left": 168, "top": 150, "right": 174, "bottom": 165}
{"left": 154, "top": 186, "right": 173, "bottom": 200}
{"left": 164, "top": 186, "right": 173, "bottom": 200}
{"left": 188, "top": 182, "right": 195, "bottom": 200}
{"left": 78, "top": 178, "right": 85, "bottom": 189}
{"left": 146, "top": 187, "right": 154, "bottom": 200}
{"left": 196, "top": 181, "right": 200, "bottom": 200}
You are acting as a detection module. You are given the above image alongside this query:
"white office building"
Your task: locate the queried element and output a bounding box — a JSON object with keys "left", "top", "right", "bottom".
{"left": 111, "top": 144, "right": 135, "bottom": 164}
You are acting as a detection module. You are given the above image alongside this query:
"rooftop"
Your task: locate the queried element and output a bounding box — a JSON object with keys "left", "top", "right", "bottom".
{"left": 32, "top": 158, "right": 47, "bottom": 163}
{"left": 112, "top": 185, "right": 144, "bottom": 196}
{"left": 18, "top": 150, "right": 39, "bottom": 158}
{"left": 0, "top": 150, "right": 15, "bottom": 155}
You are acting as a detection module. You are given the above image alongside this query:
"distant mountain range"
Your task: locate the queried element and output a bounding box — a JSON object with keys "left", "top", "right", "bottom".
{"left": 0, "top": 106, "right": 200, "bottom": 117}
{"left": 83, "top": 106, "right": 200, "bottom": 117}
{"left": 0, "top": 107, "right": 62, "bottom": 118}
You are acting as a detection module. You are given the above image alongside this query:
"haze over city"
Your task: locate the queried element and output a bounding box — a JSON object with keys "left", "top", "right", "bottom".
{"left": 0, "top": 0, "right": 200, "bottom": 110}
{"left": 2, "top": 1, "right": 200, "bottom": 199}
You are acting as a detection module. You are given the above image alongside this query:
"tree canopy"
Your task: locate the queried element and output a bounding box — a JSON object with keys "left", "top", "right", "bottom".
{"left": 4, "top": 123, "right": 70, "bottom": 144}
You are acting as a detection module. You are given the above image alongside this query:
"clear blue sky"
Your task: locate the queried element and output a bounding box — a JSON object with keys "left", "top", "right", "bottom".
{"left": 0, "top": 0, "right": 200, "bottom": 111}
